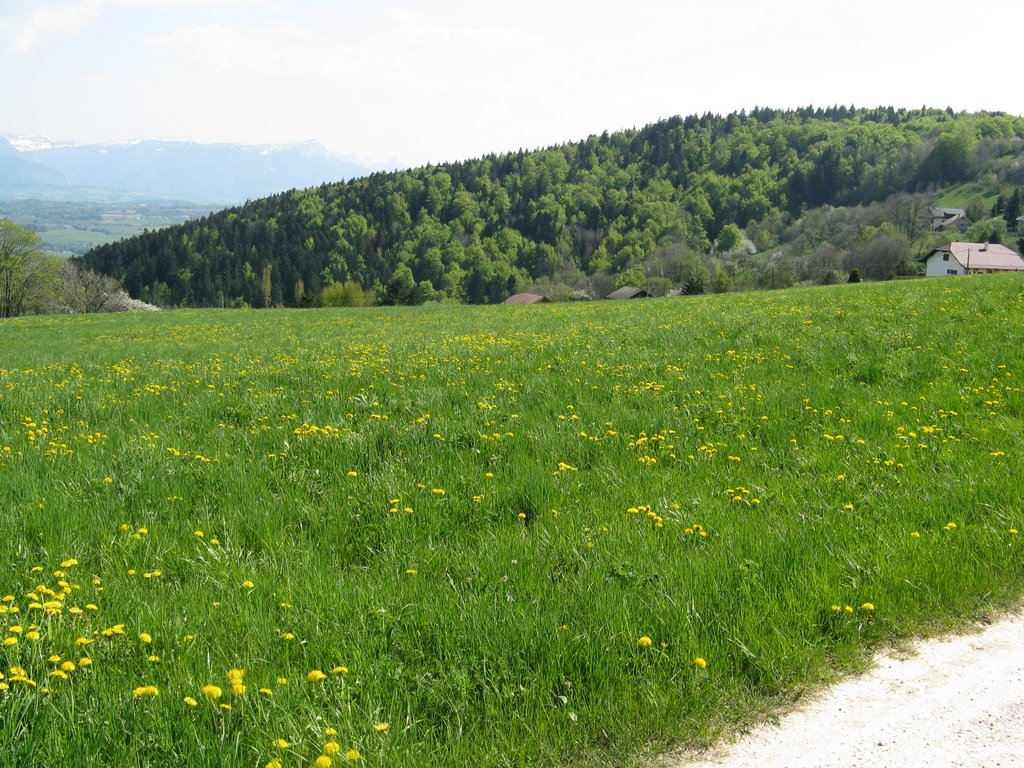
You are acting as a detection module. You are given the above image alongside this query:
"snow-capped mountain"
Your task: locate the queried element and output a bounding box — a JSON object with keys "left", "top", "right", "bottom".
{"left": 0, "top": 135, "right": 385, "bottom": 203}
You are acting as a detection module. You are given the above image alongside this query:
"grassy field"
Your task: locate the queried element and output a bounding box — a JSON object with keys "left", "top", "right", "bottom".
{"left": 1, "top": 276, "right": 1023, "bottom": 767}
{"left": 932, "top": 182, "right": 998, "bottom": 212}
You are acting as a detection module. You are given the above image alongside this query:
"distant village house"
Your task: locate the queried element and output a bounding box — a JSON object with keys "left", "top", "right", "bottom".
{"left": 929, "top": 207, "right": 972, "bottom": 233}
{"left": 922, "top": 242, "right": 1024, "bottom": 277}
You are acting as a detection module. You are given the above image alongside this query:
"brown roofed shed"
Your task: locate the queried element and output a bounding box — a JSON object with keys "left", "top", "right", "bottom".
{"left": 502, "top": 292, "right": 551, "bottom": 305}
{"left": 606, "top": 286, "right": 649, "bottom": 299}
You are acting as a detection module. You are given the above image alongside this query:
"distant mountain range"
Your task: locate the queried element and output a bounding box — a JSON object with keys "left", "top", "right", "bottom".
{"left": 0, "top": 135, "right": 386, "bottom": 204}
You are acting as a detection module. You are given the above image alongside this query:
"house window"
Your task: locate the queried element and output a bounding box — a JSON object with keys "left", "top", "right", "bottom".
{"left": 942, "top": 253, "right": 949, "bottom": 261}
{"left": 947, "top": 269, "right": 958, "bottom": 275}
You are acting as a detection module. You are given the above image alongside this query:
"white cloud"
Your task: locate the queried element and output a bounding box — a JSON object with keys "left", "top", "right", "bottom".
{"left": 1, "top": 3, "right": 103, "bottom": 52}
{"left": 0, "top": 0, "right": 287, "bottom": 52}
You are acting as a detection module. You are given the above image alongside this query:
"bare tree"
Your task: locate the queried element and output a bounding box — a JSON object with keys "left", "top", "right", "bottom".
{"left": 58, "top": 261, "right": 123, "bottom": 313}
{"left": 885, "top": 193, "right": 929, "bottom": 245}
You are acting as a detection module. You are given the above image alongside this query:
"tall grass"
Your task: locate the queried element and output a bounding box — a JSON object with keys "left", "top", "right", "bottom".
{"left": 1, "top": 276, "right": 1022, "bottom": 767}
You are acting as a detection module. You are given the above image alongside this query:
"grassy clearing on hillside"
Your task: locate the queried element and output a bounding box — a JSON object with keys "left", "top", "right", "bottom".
{"left": 1, "top": 277, "right": 1023, "bottom": 767}
{"left": 932, "top": 182, "right": 998, "bottom": 211}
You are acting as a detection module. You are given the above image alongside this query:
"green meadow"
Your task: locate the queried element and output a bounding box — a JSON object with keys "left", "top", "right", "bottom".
{"left": 1, "top": 276, "right": 1022, "bottom": 767}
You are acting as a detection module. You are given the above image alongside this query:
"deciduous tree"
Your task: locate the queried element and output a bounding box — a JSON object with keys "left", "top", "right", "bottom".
{"left": 0, "top": 220, "right": 57, "bottom": 317}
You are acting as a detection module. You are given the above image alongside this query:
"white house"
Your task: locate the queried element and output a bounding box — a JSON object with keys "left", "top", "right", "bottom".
{"left": 923, "top": 242, "right": 1024, "bottom": 277}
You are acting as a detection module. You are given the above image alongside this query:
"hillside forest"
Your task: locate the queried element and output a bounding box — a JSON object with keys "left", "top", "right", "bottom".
{"left": 79, "top": 107, "right": 1024, "bottom": 307}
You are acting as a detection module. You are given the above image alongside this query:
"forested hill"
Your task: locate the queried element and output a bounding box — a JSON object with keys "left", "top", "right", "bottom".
{"left": 80, "top": 107, "right": 1024, "bottom": 307}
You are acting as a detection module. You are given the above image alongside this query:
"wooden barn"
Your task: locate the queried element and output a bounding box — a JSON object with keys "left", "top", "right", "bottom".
{"left": 502, "top": 292, "right": 551, "bottom": 305}
{"left": 606, "top": 286, "right": 649, "bottom": 300}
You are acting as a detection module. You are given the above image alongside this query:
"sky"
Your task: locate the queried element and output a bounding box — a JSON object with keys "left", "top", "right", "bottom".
{"left": 1, "top": 0, "right": 1022, "bottom": 168}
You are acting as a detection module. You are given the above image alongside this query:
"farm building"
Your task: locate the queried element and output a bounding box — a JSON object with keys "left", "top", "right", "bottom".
{"left": 502, "top": 292, "right": 550, "bottom": 305}
{"left": 606, "top": 286, "right": 649, "bottom": 299}
{"left": 922, "top": 242, "right": 1024, "bottom": 277}
{"left": 929, "top": 207, "right": 972, "bottom": 233}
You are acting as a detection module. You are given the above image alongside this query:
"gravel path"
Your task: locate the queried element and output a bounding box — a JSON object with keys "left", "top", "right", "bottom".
{"left": 670, "top": 611, "right": 1024, "bottom": 768}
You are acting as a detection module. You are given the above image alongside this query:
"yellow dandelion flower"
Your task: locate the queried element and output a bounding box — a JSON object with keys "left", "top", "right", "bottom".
{"left": 266, "top": 761, "right": 282, "bottom": 768}
{"left": 324, "top": 727, "right": 338, "bottom": 736}
{"left": 259, "top": 687, "right": 273, "bottom": 696}
{"left": 61, "top": 661, "right": 75, "bottom": 672}
{"left": 132, "top": 685, "right": 159, "bottom": 698}
{"left": 315, "top": 756, "right": 333, "bottom": 768}
{"left": 272, "top": 738, "right": 290, "bottom": 749}
{"left": 346, "top": 471, "right": 358, "bottom": 478}
{"left": 332, "top": 666, "right": 348, "bottom": 675}
{"left": 60, "top": 558, "right": 79, "bottom": 568}
{"left": 242, "top": 580, "right": 255, "bottom": 589}
{"left": 374, "top": 722, "right": 389, "bottom": 733}
{"left": 139, "top": 632, "right": 152, "bottom": 644}
{"left": 323, "top": 742, "right": 341, "bottom": 756}
{"left": 184, "top": 696, "right": 198, "bottom": 707}
{"left": 25, "top": 630, "right": 39, "bottom": 641}
{"left": 637, "top": 635, "right": 653, "bottom": 648}
{"left": 202, "top": 684, "right": 223, "bottom": 699}
{"left": 307, "top": 669, "right": 327, "bottom": 683}
{"left": 694, "top": 657, "right": 708, "bottom": 669}
{"left": 861, "top": 602, "right": 875, "bottom": 611}
{"left": 344, "top": 749, "right": 360, "bottom": 761}
{"left": 78, "top": 657, "right": 92, "bottom": 667}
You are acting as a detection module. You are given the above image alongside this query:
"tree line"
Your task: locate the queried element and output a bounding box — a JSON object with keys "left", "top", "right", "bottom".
{"left": 0, "top": 219, "right": 152, "bottom": 317}
{"left": 79, "top": 107, "right": 1024, "bottom": 307}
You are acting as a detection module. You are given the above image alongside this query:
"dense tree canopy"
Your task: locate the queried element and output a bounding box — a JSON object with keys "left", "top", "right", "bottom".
{"left": 80, "top": 107, "right": 1024, "bottom": 307}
